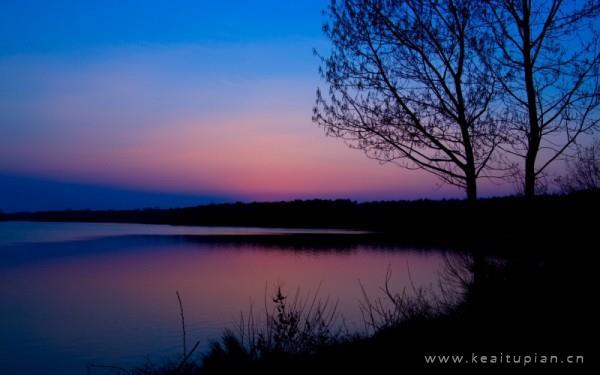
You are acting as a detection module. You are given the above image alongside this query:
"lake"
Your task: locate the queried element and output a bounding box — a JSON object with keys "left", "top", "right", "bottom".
{"left": 0, "top": 221, "right": 456, "bottom": 374}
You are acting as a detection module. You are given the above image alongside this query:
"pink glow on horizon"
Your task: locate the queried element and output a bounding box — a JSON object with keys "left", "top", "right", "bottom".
{"left": 0, "top": 47, "right": 511, "bottom": 201}
{"left": 2, "top": 112, "right": 448, "bottom": 199}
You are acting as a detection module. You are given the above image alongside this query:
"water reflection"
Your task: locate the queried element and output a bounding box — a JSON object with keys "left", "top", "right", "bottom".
{"left": 0, "top": 222, "right": 454, "bottom": 374}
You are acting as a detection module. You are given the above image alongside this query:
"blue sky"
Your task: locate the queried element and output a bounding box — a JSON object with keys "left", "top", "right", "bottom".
{"left": 0, "top": 0, "right": 515, "bottom": 212}
{"left": 0, "top": 1, "right": 326, "bottom": 54}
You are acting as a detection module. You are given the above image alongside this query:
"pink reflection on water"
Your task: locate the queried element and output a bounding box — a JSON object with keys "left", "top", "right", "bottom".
{"left": 0, "top": 235, "right": 449, "bottom": 373}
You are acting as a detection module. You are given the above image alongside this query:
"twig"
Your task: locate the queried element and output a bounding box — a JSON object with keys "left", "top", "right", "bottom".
{"left": 175, "top": 340, "right": 201, "bottom": 373}
{"left": 176, "top": 291, "right": 187, "bottom": 360}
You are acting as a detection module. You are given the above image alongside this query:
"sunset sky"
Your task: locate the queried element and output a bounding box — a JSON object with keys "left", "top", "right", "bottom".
{"left": 0, "top": 0, "right": 515, "bottom": 211}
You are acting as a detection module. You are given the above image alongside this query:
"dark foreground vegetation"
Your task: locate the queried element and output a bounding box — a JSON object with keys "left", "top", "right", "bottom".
{"left": 198, "top": 251, "right": 591, "bottom": 373}
{"left": 2, "top": 191, "right": 598, "bottom": 248}
{"left": 87, "top": 241, "right": 592, "bottom": 374}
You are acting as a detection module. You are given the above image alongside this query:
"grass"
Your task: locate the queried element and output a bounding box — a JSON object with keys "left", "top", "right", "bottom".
{"left": 201, "top": 285, "right": 343, "bottom": 374}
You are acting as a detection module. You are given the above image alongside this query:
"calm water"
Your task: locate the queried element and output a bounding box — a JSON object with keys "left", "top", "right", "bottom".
{"left": 0, "top": 221, "right": 454, "bottom": 374}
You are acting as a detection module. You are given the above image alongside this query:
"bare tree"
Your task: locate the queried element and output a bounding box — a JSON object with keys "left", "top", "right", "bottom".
{"left": 481, "top": 0, "right": 600, "bottom": 197}
{"left": 314, "top": 0, "right": 505, "bottom": 200}
{"left": 556, "top": 139, "right": 600, "bottom": 193}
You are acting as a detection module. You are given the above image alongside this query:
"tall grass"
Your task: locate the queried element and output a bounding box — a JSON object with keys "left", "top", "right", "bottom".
{"left": 90, "top": 258, "right": 471, "bottom": 374}
{"left": 202, "top": 285, "right": 343, "bottom": 372}
{"left": 358, "top": 259, "right": 465, "bottom": 333}
{"left": 200, "top": 257, "right": 473, "bottom": 374}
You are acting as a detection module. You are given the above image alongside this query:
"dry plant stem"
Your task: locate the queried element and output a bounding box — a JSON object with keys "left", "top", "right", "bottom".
{"left": 176, "top": 291, "right": 187, "bottom": 359}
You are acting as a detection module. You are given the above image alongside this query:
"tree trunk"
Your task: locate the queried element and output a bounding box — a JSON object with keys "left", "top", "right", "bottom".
{"left": 524, "top": 142, "right": 539, "bottom": 197}
{"left": 522, "top": 1, "right": 540, "bottom": 199}
{"left": 466, "top": 171, "right": 478, "bottom": 201}
{"left": 461, "top": 129, "right": 477, "bottom": 201}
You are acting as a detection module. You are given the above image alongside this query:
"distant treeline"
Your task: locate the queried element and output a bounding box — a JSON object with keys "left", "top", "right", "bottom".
{"left": 1, "top": 191, "right": 597, "bottom": 248}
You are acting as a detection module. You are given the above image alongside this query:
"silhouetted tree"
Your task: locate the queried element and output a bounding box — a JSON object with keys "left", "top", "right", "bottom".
{"left": 314, "top": 0, "right": 505, "bottom": 200}
{"left": 556, "top": 139, "right": 600, "bottom": 193}
{"left": 481, "top": 0, "right": 600, "bottom": 197}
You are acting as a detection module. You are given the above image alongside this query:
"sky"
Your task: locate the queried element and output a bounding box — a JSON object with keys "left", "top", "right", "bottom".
{"left": 0, "top": 0, "right": 514, "bottom": 212}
